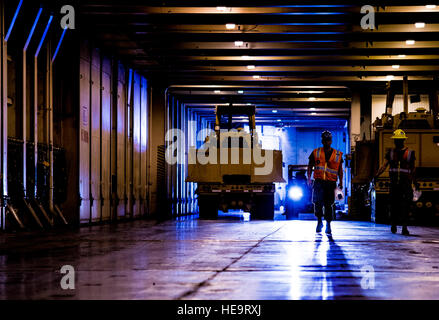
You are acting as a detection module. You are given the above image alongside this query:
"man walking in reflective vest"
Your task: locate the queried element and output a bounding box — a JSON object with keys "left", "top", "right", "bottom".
{"left": 307, "top": 131, "right": 344, "bottom": 235}
{"left": 374, "top": 129, "right": 416, "bottom": 235}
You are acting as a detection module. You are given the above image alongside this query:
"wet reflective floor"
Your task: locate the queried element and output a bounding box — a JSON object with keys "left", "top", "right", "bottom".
{"left": 1, "top": 218, "right": 439, "bottom": 299}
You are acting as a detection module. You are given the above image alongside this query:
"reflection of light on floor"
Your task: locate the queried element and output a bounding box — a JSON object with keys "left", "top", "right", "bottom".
{"left": 315, "top": 239, "right": 333, "bottom": 300}
{"left": 317, "top": 241, "right": 328, "bottom": 267}
{"left": 322, "top": 273, "right": 329, "bottom": 300}
{"left": 283, "top": 243, "right": 303, "bottom": 300}
{"left": 283, "top": 224, "right": 336, "bottom": 299}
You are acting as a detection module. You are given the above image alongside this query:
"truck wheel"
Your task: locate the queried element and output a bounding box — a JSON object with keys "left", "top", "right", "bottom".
{"left": 251, "top": 194, "right": 274, "bottom": 220}
{"left": 198, "top": 195, "right": 219, "bottom": 219}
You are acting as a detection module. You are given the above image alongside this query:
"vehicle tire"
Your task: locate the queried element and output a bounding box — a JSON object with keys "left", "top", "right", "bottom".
{"left": 251, "top": 194, "right": 275, "bottom": 220}
{"left": 198, "top": 195, "right": 219, "bottom": 219}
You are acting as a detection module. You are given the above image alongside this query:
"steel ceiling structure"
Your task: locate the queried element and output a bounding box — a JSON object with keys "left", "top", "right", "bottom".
{"left": 77, "top": 1, "right": 439, "bottom": 119}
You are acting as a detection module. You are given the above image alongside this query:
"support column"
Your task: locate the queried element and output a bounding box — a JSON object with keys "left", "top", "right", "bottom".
{"left": 0, "top": 0, "right": 7, "bottom": 229}
{"left": 403, "top": 75, "right": 409, "bottom": 114}
{"left": 351, "top": 90, "right": 372, "bottom": 145}
{"left": 360, "top": 90, "right": 372, "bottom": 141}
{"left": 350, "top": 92, "right": 361, "bottom": 148}
{"left": 149, "top": 86, "right": 167, "bottom": 217}
{"left": 430, "top": 76, "right": 439, "bottom": 116}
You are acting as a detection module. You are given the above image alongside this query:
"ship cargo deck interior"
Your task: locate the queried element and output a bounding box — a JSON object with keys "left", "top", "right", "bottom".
{"left": 1, "top": 0, "right": 439, "bottom": 301}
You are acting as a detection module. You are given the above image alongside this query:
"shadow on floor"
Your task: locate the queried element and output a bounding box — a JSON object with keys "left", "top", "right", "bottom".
{"left": 307, "top": 234, "right": 369, "bottom": 299}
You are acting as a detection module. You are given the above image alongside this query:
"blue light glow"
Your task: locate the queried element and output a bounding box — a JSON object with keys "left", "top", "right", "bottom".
{"left": 288, "top": 186, "right": 303, "bottom": 201}
{"left": 24, "top": 8, "right": 43, "bottom": 51}
{"left": 52, "top": 27, "right": 67, "bottom": 63}
{"left": 5, "top": 0, "right": 23, "bottom": 41}
{"left": 35, "top": 15, "right": 53, "bottom": 57}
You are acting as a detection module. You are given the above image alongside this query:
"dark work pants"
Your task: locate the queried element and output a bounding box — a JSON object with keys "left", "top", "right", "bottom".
{"left": 312, "top": 180, "right": 336, "bottom": 222}
{"left": 389, "top": 181, "right": 412, "bottom": 226}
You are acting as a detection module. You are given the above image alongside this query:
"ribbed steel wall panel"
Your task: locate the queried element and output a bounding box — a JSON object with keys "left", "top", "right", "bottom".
{"left": 90, "top": 48, "right": 101, "bottom": 222}
{"left": 140, "top": 77, "right": 148, "bottom": 216}
{"left": 79, "top": 49, "right": 91, "bottom": 223}
{"left": 78, "top": 47, "right": 150, "bottom": 224}
{"left": 101, "top": 57, "right": 111, "bottom": 221}
{"left": 116, "top": 63, "right": 126, "bottom": 218}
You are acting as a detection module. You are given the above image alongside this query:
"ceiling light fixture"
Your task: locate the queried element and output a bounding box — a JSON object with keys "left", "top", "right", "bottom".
{"left": 310, "top": 108, "right": 316, "bottom": 111}
{"left": 426, "top": 5, "right": 436, "bottom": 9}
{"left": 241, "top": 55, "right": 250, "bottom": 59}
{"left": 226, "top": 23, "right": 236, "bottom": 30}
{"left": 214, "top": 90, "right": 221, "bottom": 94}
{"left": 216, "top": 6, "right": 227, "bottom": 11}
{"left": 392, "top": 65, "right": 400, "bottom": 69}
{"left": 415, "top": 22, "right": 425, "bottom": 28}
{"left": 247, "top": 65, "right": 255, "bottom": 70}
{"left": 234, "top": 41, "right": 244, "bottom": 47}
{"left": 311, "top": 112, "right": 317, "bottom": 115}
{"left": 386, "top": 75, "right": 395, "bottom": 80}
{"left": 238, "top": 90, "right": 244, "bottom": 94}
{"left": 398, "top": 54, "right": 406, "bottom": 58}
{"left": 309, "top": 97, "right": 316, "bottom": 101}
{"left": 406, "top": 40, "right": 415, "bottom": 45}
{"left": 253, "top": 75, "right": 260, "bottom": 79}
{"left": 272, "top": 110, "right": 278, "bottom": 113}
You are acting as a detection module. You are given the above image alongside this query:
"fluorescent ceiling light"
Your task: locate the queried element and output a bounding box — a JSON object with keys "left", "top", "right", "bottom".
{"left": 247, "top": 65, "right": 255, "bottom": 70}
{"left": 386, "top": 75, "right": 395, "bottom": 80}
{"left": 398, "top": 54, "right": 406, "bottom": 58}
{"left": 216, "top": 6, "right": 227, "bottom": 11}
{"left": 214, "top": 90, "right": 221, "bottom": 93}
{"left": 238, "top": 90, "right": 244, "bottom": 94}
{"left": 234, "top": 41, "right": 244, "bottom": 47}
{"left": 309, "top": 97, "right": 316, "bottom": 101}
{"left": 426, "top": 5, "right": 436, "bottom": 9}
{"left": 253, "top": 75, "right": 260, "bottom": 79}
{"left": 310, "top": 108, "right": 316, "bottom": 111}
{"left": 241, "top": 55, "right": 250, "bottom": 59}
{"left": 406, "top": 40, "right": 415, "bottom": 45}
{"left": 277, "top": 119, "right": 282, "bottom": 122}
{"left": 392, "top": 65, "right": 400, "bottom": 69}
{"left": 272, "top": 110, "right": 278, "bottom": 113}
{"left": 226, "top": 23, "right": 236, "bottom": 30}
{"left": 311, "top": 113, "right": 317, "bottom": 115}
{"left": 415, "top": 22, "right": 425, "bottom": 28}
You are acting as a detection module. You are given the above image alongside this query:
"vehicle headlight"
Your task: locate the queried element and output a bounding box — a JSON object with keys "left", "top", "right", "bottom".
{"left": 288, "top": 186, "right": 303, "bottom": 201}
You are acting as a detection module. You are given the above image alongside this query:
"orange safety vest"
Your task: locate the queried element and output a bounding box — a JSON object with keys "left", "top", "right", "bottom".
{"left": 312, "top": 147, "right": 343, "bottom": 182}
{"left": 388, "top": 148, "right": 414, "bottom": 175}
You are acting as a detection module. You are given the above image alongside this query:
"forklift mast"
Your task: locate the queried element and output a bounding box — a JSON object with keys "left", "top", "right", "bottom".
{"left": 214, "top": 104, "right": 256, "bottom": 134}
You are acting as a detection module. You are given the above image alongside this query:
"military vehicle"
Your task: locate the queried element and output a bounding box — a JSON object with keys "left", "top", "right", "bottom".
{"left": 186, "top": 105, "right": 285, "bottom": 220}
{"left": 372, "top": 107, "right": 439, "bottom": 223}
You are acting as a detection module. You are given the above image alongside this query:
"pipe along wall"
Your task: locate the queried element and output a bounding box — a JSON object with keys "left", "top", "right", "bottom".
{"left": 165, "top": 97, "right": 199, "bottom": 217}
{"left": 0, "top": 3, "right": 152, "bottom": 230}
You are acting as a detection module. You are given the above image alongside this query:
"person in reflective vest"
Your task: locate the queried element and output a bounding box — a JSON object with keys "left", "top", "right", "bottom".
{"left": 375, "top": 129, "right": 416, "bottom": 235}
{"left": 307, "top": 131, "right": 344, "bottom": 235}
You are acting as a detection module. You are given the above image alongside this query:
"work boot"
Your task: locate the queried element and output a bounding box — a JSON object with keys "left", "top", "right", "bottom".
{"left": 402, "top": 226, "right": 410, "bottom": 236}
{"left": 391, "top": 225, "right": 397, "bottom": 234}
{"left": 325, "top": 222, "right": 332, "bottom": 235}
{"left": 316, "top": 220, "right": 323, "bottom": 233}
